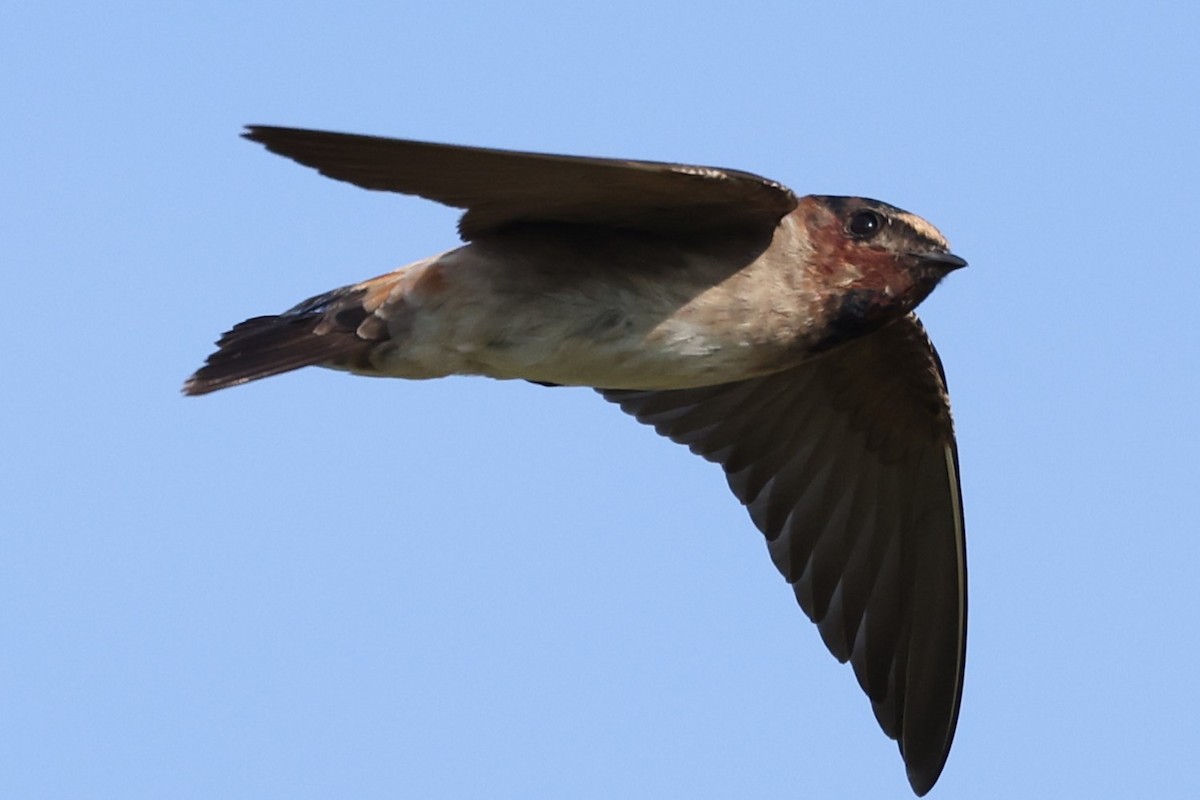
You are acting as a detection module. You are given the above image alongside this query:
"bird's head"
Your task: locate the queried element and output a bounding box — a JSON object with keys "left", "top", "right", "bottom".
{"left": 798, "top": 195, "right": 966, "bottom": 347}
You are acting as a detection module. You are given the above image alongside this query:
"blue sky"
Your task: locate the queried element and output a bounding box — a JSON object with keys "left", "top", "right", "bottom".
{"left": 4, "top": 2, "right": 1198, "bottom": 798}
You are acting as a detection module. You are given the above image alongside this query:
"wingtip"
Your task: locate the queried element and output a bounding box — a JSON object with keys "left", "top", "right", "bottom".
{"left": 241, "top": 124, "right": 272, "bottom": 143}
{"left": 907, "top": 762, "right": 942, "bottom": 797}
{"left": 242, "top": 124, "right": 303, "bottom": 145}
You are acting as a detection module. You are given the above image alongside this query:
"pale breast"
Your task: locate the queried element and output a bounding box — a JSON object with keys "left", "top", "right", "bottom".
{"left": 366, "top": 218, "right": 831, "bottom": 389}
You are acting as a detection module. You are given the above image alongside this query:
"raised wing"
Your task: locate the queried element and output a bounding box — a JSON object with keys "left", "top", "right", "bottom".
{"left": 601, "top": 315, "right": 966, "bottom": 796}
{"left": 242, "top": 126, "right": 798, "bottom": 240}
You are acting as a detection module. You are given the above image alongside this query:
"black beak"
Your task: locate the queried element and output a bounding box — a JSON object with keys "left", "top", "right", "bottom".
{"left": 916, "top": 251, "right": 968, "bottom": 271}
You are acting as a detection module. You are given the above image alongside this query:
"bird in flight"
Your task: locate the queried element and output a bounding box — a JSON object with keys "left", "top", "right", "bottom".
{"left": 185, "top": 126, "right": 968, "bottom": 795}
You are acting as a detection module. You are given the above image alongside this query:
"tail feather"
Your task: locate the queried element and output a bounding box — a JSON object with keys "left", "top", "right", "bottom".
{"left": 183, "top": 286, "right": 379, "bottom": 396}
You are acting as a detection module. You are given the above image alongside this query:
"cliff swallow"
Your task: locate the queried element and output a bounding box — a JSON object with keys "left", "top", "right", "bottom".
{"left": 185, "top": 126, "right": 968, "bottom": 795}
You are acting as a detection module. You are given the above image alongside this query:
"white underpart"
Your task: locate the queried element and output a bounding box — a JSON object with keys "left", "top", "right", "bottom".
{"left": 365, "top": 215, "right": 827, "bottom": 390}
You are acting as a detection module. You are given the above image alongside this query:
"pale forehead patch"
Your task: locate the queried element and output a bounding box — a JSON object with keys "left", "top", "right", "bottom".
{"left": 896, "top": 210, "right": 951, "bottom": 250}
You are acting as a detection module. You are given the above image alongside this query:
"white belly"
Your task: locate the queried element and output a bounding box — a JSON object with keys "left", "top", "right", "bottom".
{"left": 361, "top": 221, "right": 822, "bottom": 390}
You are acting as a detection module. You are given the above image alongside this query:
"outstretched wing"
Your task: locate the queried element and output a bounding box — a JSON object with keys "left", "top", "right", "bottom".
{"left": 242, "top": 126, "right": 798, "bottom": 240}
{"left": 601, "top": 314, "right": 966, "bottom": 796}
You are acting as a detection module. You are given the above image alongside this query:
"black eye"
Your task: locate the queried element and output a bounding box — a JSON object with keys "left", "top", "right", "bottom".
{"left": 847, "top": 210, "right": 885, "bottom": 239}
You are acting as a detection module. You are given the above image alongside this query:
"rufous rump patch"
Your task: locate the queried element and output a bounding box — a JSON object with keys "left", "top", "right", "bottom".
{"left": 410, "top": 262, "right": 448, "bottom": 297}
{"left": 357, "top": 271, "right": 404, "bottom": 312}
